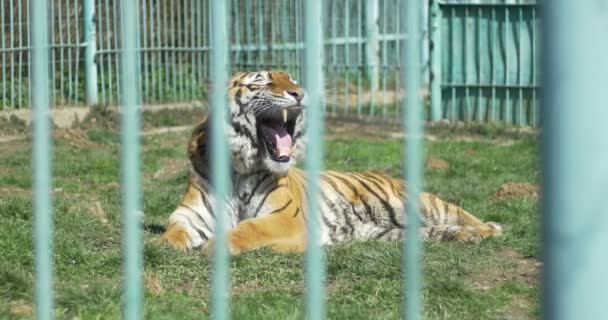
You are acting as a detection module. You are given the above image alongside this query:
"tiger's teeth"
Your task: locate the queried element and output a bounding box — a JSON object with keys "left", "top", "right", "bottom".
{"left": 282, "top": 109, "right": 288, "bottom": 123}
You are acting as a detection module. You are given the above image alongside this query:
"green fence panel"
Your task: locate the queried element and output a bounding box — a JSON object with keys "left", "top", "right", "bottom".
{"left": 119, "top": 0, "right": 143, "bottom": 318}
{"left": 30, "top": 0, "right": 54, "bottom": 318}
{"left": 431, "top": 0, "right": 539, "bottom": 126}
{"left": 542, "top": 1, "right": 608, "bottom": 319}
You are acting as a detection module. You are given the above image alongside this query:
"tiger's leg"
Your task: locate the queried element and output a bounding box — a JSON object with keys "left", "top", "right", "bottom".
{"left": 203, "top": 210, "right": 306, "bottom": 256}
{"left": 162, "top": 184, "right": 216, "bottom": 251}
{"left": 419, "top": 192, "right": 502, "bottom": 243}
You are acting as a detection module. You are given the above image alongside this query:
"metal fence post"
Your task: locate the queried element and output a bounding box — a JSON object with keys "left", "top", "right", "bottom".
{"left": 429, "top": 0, "right": 442, "bottom": 122}
{"left": 542, "top": 1, "right": 608, "bottom": 319}
{"left": 83, "top": 0, "right": 98, "bottom": 106}
{"left": 404, "top": 0, "right": 424, "bottom": 318}
{"left": 31, "top": 0, "right": 53, "bottom": 318}
{"left": 304, "top": 0, "right": 326, "bottom": 319}
{"left": 365, "top": 0, "right": 379, "bottom": 95}
{"left": 119, "top": 0, "right": 142, "bottom": 318}
{"left": 210, "top": 1, "right": 231, "bottom": 319}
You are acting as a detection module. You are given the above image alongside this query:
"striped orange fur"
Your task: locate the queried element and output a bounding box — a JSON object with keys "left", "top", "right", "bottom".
{"left": 162, "top": 71, "right": 502, "bottom": 255}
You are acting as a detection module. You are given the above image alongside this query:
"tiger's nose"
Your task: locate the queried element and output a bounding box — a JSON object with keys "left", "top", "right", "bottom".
{"left": 287, "top": 89, "right": 305, "bottom": 103}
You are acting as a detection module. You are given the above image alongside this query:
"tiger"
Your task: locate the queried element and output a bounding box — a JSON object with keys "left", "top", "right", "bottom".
{"left": 162, "top": 70, "right": 502, "bottom": 255}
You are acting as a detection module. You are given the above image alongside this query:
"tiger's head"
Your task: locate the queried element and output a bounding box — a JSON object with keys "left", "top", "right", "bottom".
{"left": 225, "top": 71, "right": 307, "bottom": 175}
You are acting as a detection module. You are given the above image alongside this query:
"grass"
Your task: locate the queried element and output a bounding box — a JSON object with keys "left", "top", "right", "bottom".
{"left": 0, "top": 121, "right": 539, "bottom": 319}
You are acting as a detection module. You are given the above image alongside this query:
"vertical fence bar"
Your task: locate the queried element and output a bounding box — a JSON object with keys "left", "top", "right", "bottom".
{"left": 365, "top": 0, "right": 379, "bottom": 115}
{"left": 31, "top": 0, "right": 53, "bottom": 317}
{"left": 120, "top": 0, "right": 143, "bottom": 318}
{"left": 542, "top": 1, "right": 608, "bottom": 319}
{"left": 83, "top": 0, "right": 98, "bottom": 106}
{"left": 403, "top": 0, "right": 423, "bottom": 318}
{"left": 429, "top": 0, "right": 442, "bottom": 121}
{"left": 209, "top": 1, "right": 231, "bottom": 319}
{"left": 303, "top": 0, "right": 325, "bottom": 319}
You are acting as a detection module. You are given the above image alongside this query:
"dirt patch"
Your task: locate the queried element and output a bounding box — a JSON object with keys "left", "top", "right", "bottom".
{"left": 145, "top": 273, "right": 164, "bottom": 296}
{"left": 494, "top": 183, "right": 539, "bottom": 201}
{"left": 471, "top": 249, "right": 541, "bottom": 320}
{"left": 464, "top": 149, "right": 477, "bottom": 156}
{"left": 77, "top": 106, "right": 205, "bottom": 131}
{"left": 89, "top": 201, "right": 111, "bottom": 227}
{"left": 426, "top": 157, "right": 449, "bottom": 170}
{"left": 9, "top": 300, "right": 33, "bottom": 317}
{"left": 152, "top": 158, "right": 188, "bottom": 180}
{"left": 54, "top": 128, "right": 101, "bottom": 149}
{"left": 0, "top": 114, "right": 30, "bottom": 135}
{"left": 471, "top": 249, "right": 541, "bottom": 292}
{"left": 0, "top": 186, "right": 31, "bottom": 196}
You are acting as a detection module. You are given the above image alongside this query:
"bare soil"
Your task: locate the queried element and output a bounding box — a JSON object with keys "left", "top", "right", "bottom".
{"left": 494, "top": 183, "right": 539, "bottom": 201}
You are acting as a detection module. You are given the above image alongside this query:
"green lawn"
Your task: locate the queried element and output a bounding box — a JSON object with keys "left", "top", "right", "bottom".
{"left": 0, "top": 121, "right": 539, "bottom": 319}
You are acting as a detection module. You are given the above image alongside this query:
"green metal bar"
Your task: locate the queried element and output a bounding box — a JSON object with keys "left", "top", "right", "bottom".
{"left": 66, "top": 0, "right": 74, "bottom": 101}
{"left": 119, "top": 0, "right": 143, "bottom": 317}
{"left": 542, "top": 1, "right": 608, "bottom": 319}
{"left": 169, "top": 2, "right": 177, "bottom": 100}
{"left": 450, "top": 7, "right": 456, "bottom": 121}
{"left": 156, "top": 0, "right": 164, "bottom": 101}
{"left": 73, "top": 0, "right": 81, "bottom": 102}
{"left": 304, "top": 0, "right": 325, "bottom": 319}
{"left": 17, "top": 0, "right": 24, "bottom": 107}
{"left": 113, "top": 0, "right": 121, "bottom": 105}
{"left": 10, "top": 0, "right": 15, "bottom": 108}
{"left": 245, "top": 0, "right": 253, "bottom": 69}
{"left": 365, "top": 0, "right": 379, "bottom": 116}
{"left": 209, "top": 1, "right": 231, "bottom": 319}
{"left": 531, "top": 7, "right": 537, "bottom": 127}
{"left": 1, "top": 1, "right": 5, "bottom": 108}
{"left": 381, "top": 0, "right": 389, "bottom": 117}
{"left": 331, "top": 0, "right": 337, "bottom": 113}
{"left": 429, "top": 0, "right": 442, "bottom": 121}
{"left": 343, "top": 0, "right": 351, "bottom": 114}
{"left": 31, "top": 0, "right": 53, "bottom": 317}
{"left": 404, "top": 0, "right": 423, "bottom": 318}
{"left": 504, "top": 7, "right": 511, "bottom": 123}
{"left": 517, "top": 7, "right": 524, "bottom": 126}
{"left": 356, "top": 0, "right": 362, "bottom": 115}
{"left": 491, "top": 7, "right": 497, "bottom": 122}
{"left": 84, "top": 0, "right": 98, "bottom": 106}
{"left": 190, "top": 0, "right": 196, "bottom": 99}
{"left": 464, "top": 7, "right": 471, "bottom": 122}
{"left": 57, "top": 0, "right": 65, "bottom": 104}
{"left": 257, "top": 0, "right": 264, "bottom": 68}
{"left": 476, "top": 7, "right": 483, "bottom": 122}
{"left": 141, "top": 0, "right": 149, "bottom": 101}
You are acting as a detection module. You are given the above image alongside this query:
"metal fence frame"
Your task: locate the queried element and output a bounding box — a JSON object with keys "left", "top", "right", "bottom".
{"left": 25, "top": 0, "right": 608, "bottom": 318}
{"left": 4, "top": 0, "right": 538, "bottom": 126}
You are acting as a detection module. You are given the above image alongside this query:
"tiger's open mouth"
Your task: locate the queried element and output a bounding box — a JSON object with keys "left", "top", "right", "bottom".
{"left": 256, "top": 107, "right": 301, "bottom": 163}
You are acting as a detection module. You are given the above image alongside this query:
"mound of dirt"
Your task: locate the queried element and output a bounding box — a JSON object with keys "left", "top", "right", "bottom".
{"left": 472, "top": 249, "right": 541, "bottom": 291}
{"left": 426, "top": 157, "right": 449, "bottom": 170}
{"left": 0, "top": 114, "right": 30, "bottom": 135}
{"left": 54, "top": 128, "right": 101, "bottom": 148}
{"left": 494, "top": 182, "right": 539, "bottom": 201}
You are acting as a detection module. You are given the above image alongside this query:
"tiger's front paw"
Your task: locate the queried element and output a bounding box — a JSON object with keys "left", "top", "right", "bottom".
{"left": 453, "top": 226, "right": 483, "bottom": 244}
{"left": 202, "top": 238, "right": 239, "bottom": 257}
{"left": 162, "top": 222, "right": 197, "bottom": 252}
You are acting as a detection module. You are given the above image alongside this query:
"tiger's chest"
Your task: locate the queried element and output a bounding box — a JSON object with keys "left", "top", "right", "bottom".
{"left": 232, "top": 172, "right": 288, "bottom": 221}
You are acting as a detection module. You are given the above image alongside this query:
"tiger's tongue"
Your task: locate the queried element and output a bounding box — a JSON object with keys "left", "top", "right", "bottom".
{"left": 261, "top": 123, "right": 293, "bottom": 157}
